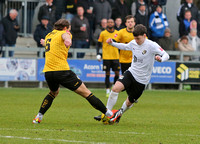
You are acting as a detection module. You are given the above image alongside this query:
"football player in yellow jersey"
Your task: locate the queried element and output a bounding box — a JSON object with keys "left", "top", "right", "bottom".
{"left": 97, "top": 19, "right": 120, "bottom": 98}
{"left": 33, "top": 19, "right": 113, "bottom": 124}
{"left": 114, "top": 15, "right": 135, "bottom": 74}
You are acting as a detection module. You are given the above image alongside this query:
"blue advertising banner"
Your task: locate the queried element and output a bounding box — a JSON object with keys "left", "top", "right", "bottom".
{"left": 150, "top": 61, "right": 176, "bottom": 83}
{"left": 37, "top": 59, "right": 115, "bottom": 82}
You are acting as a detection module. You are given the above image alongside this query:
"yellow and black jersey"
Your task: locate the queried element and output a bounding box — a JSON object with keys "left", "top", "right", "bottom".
{"left": 98, "top": 29, "right": 119, "bottom": 60}
{"left": 43, "top": 30, "right": 72, "bottom": 72}
{"left": 114, "top": 28, "right": 134, "bottom": 63}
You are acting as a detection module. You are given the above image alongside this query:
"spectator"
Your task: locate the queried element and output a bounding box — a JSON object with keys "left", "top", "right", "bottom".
{"left": 187, "top": 28, "right": 200, "bottom": 61}
{"left": 34, "top": 16, "right": 53, "bottom": 57}
{"left": 148, "top": 0, "right": 159, "bottom": 15}
{"left": 158, "top": 28, "right": 175, "bottom": 51}
{"left": 114, "top": 17, "right": 124, "bottom": 30}
{"left": 131, "top": 0, "right": 148, "bottom": 17}
{"left": 177, "top": 35, "right": 194, "bottom": 61}
{"left": 135, "top": 4, "right": 149, "bottom": 36}
{"left": 1, "top": 9, "right": 19, "bottom": 57}
{"left": 71, "top": 6, "right": 90, "bottom": 58}
{"left": 0, "top": 21, "right": 5, "bottom": 55}
{"left": 53, "top": 0, "right": 66, "bottom": 21}
{"left": 93, "top": 18, "right": 107, "bottom": 44}
{"left": 78, "top": 0, "right": 95, "bottom": 44}
{"left": 93, "top": 0, "right": 112, "bottom": 26}
{"left": 112, "top": 0, "right": 130, "bottom": 25}
{"left": 179, "top": 10, "right": 193, "bottom": 37}
{"left": 177, "top": 0, "right": 198, "bottom": 23}
{"left": 64, "top": 0, "right": 77, "bottom": 23}
{"left": 149, "top": 5, "right": 169, "bottom": 42}
{"left": 190, "top": 20, "right": 200, "bottom": 37}
{"left": 38, "top": 0, "right": 56, "bottom": 27}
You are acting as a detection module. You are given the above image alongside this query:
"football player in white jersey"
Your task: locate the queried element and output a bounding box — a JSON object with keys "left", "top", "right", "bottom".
{"left": 95, "top": 24, "right": 170, "bottom": 124}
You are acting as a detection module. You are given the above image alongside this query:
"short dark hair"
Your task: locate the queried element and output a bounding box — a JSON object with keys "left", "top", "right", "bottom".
{"left": 133, "top": 24, "right": 147, "bottom": 36}
{"left": 54, "top": 19, "right": 70, "bottom": 30}
{"left": 125, "top": 15, "right": 135, "bottom": 23}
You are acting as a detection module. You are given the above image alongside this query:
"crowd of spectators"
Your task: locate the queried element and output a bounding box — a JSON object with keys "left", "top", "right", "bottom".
{"left": 0, "top": 0, "right": 200, "bottom": 61}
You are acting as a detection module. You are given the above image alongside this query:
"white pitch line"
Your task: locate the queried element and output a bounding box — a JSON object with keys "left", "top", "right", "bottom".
{"left": 0, "top": 127, "right": 200, "bottom": 137}
{"left": 0, "top": 135, "right": 106, "bottom": 144}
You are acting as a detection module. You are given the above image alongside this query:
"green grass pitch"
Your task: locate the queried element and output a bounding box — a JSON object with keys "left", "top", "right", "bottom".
{"left": 0, "top": 88, "right": 200, "bottom": 144}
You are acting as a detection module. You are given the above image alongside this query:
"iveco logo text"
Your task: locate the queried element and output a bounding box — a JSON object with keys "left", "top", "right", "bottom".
{"left": 153, "top": 67, "right": 172, "bottom": 74}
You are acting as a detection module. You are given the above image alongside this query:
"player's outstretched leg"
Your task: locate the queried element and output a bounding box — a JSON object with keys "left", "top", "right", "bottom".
{"left": 33, "top": 92, "right": 56, "bottom": 124}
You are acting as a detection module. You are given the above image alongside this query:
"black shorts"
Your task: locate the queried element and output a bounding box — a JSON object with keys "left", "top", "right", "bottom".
{"left": 118, "top": 70, "right": 145, "bottom": 103}
{"left": 45, "top": 70, "right": 82, "bottom": 91}
{"left": 103, "top": 60, "right": 120, "bottom": 72}
{"left": 120, "top": 63, "right": 131, "bottom": 74}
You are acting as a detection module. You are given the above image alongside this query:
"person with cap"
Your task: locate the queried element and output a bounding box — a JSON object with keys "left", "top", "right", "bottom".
{"left": 34, "top": 16, "right": 53, "bottom": 57}
{"left": 158, "top": 28, "right": 175, "bottom": 51}
{"left": 149, "top": 4, "right": 169, "bottom": 42}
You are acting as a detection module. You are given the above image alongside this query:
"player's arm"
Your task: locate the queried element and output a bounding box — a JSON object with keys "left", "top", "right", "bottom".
{"left": 153, "top": 43, "right": 170, "bottom": 62}
{"left": 106, "top": 38, "right": 132, "bottom": 51}
{"left": 62, "top": 32, "right": 72, "bottom": 48}
{"left": 40, "top": 39, "right": 45, "bottom": 46}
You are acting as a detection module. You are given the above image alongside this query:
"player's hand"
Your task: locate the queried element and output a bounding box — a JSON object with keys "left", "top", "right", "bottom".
{"left": 40, "top": 39, "right": 45, "bottom": 46}
{"left": 96, "top": 54, "right": 101, "bottom": 62}
{"left": 106, "top": 38, "right": 113, "bottom": 44}
{"left": 64, "top": 39, "right": 72, "bottom": 47}
{"left": 155, "top": 55, "right": 162, "bottom": 62}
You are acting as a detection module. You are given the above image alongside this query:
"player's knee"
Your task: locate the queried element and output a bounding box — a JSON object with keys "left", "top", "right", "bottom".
{"left": 50, "top": 89, "right": 59, "bottom": 97}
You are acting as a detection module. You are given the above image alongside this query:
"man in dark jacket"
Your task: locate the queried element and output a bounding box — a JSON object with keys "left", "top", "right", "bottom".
{"left": 38, "top": 0, "right": 56, "bottom": 27}
{"left": 1, "top": 9, "right": 19, "bottom": 57}
{"left": 177, "top": 0, "right": 198, "bottom": 22}
{"left": 112, "top": 0, "right": 130, "bottom": 26}
{"left": 71, "top": 6, "right": 90, "bottom": 58}
{"left": 34, "top": 16, "right": 52, "bottom": 57}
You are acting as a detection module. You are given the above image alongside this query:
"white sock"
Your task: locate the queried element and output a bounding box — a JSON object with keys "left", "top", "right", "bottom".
{"left": 36, "top": 112, "right": 43, "bottom": 120}
{"left": 121, "top": 100, "right": 133, "bottom": 113}
{"left": 106, "top": 88, "right": 110, "bottom": 94}
{"left": 106, "top": 91, "right": 119, "bottom": 110}
{"left": 105, "top": 109, "right": 113, "bottom": 117}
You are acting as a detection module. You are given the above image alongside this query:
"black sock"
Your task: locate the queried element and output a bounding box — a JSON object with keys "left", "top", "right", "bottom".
{"left": 39, "top": 92, "right": 55, "bottom": 115}
{"left": 86, "top": 93, "right": 107, "bottom": 114}
{"left": 114, "top": 75, "right": 119, "bottom": 84}
{"left": 105, "top": 75, "right": 110, "bottom": 88}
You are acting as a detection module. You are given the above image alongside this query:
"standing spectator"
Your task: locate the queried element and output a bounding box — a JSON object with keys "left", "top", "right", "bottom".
{"left": 177, "top": 0, "right": 198, "bottom": 23}
{"left": 112, "top": 0, "right": 130, "bottom": 25}
{"left": 187, "top": 28, "right": 200, "bottom": 61}
{"left": 93, "top": 0, "right": 112, "bottom": 26}
{"left": 135, "top": 4, "right": 149, "bottom": 36}
{"left": 131, "top": 0, "right": 148, "bottom": 17}
{"left": 148, "top": 0, "right": 159, "bottom": 15}
{"left": 78, "top": 0, "right": 95, "bottom": 44}
{"left": 114, "top": 15, "right": 135, "bottom": 74}
{"left": 149, "top": 5, "right": 169, "bottom": 42}
{"left": 71, "top": 6, "right": 90, "bottom": 58}
{"left": 34, "top": 16, "right": 53, "bottom": 57}
{"left": 1, "top": 9, "right": 19, "bottom": 57}
{"left": 64, "top": 0, "right": 77, "bottom": 23}
{"left": 114, "top": 17, "right": 124, "bottom": 30}
{"left": 96, "top": 19, "right": 120, "bottom": 97}
{"left": 93, "top": 18, "right": 107, "bottom": 44}
{"left": 179, "top": 10, "right": 193, "bottom": 37}
{"left": 177, "top": 35, "right": 194, "bottom": 61}
{"left": 53, "top": 0, "right": 66, "bottom": 21}
{"left": 38, "top": 0, "right": 56, "bottom": 27}
{"left": 158, "top": 28, "right": 175, "bottom": 51}
{"left": 0, "top": 21, "right": 5, "bottom": 55}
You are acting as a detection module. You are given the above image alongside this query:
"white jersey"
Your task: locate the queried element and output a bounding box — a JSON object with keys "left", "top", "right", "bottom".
{"left": 112, "top": 39, "right": 169, "bottom": 85}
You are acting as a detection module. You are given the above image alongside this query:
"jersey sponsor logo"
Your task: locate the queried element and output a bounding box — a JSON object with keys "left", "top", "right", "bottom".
{"left": 114, "top": 34, "right": 118, "bottom": 38}
{"left": 142, "top": 50, "right": 147, "bottom": 55}
{"left": 159, "top": 48, "right": 164, "bottom": 51}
